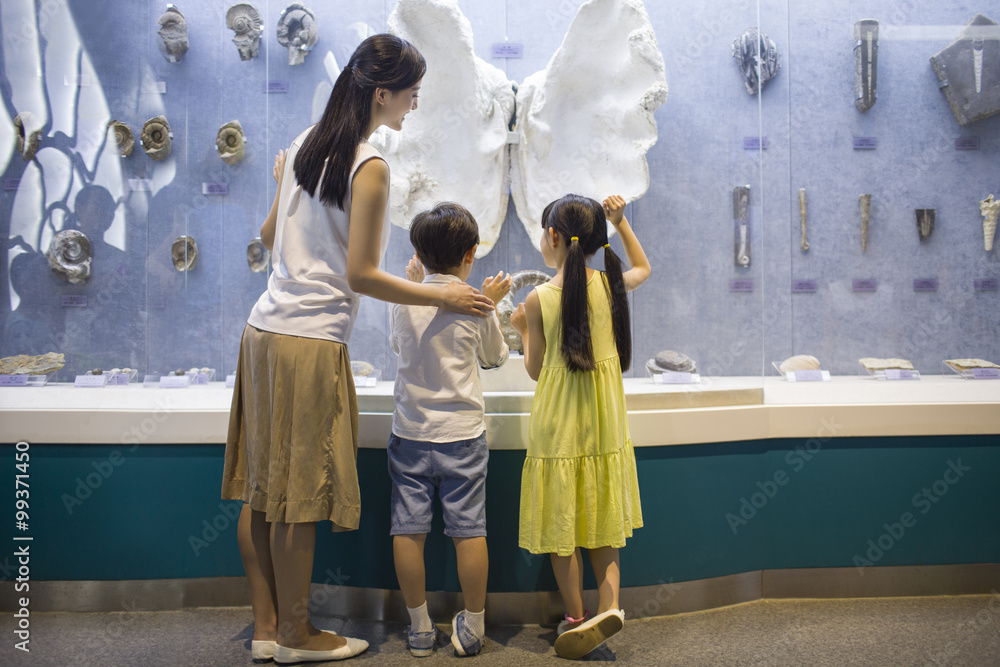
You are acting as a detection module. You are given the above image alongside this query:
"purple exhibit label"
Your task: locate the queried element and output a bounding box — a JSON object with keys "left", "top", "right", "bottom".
{"left": 729, "top": 278, "right": 754, "bottom": 292}
{"left": 971, "top": 368, "right": 1000, "bottom": 379}
{"left": 0, "top": 375, "right": 28, "bottom": 386}
{"left": 491, "top": 42, "right": 523, "bottom": 58}
{"left": 202, "top": 182, "right": 228, "bottom": 195}
{"left": 794, "top": 370, "right": 824, "bottom": 382}
{"left": 853, "top": 136, "right": 878, "bottom": 150}
{"left": 2, "top": 178, "right": 20, "bottom": 191}
{"left": 955, "top": 137, "right": 980, "bottom": 151}
{"left": 792, "top": 279, "right": 817, "bottom": 293}
{"left": 61, "top": 295, "right": 87, "bottom": 307}
{"left": 743, "top": 137, "right": 769, "bottom": 150}
{"left": 265, "top": 81, "right": 289, "bottom": 93}
{"left": 885, "top": 369, "right": 916, "bottom": 380}
{"left": 852, "top": 279, "right": 877, "bottom": 292}
{"left": 913, "top": 278, "right": 938, "bottom": 292}
{"left": 974, "top": 278, "right": 999, "bottom": 291}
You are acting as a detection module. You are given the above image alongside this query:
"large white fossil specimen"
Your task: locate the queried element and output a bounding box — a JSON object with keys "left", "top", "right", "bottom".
{"left": 371, "top": 0, "right": 667, "bottom": 256}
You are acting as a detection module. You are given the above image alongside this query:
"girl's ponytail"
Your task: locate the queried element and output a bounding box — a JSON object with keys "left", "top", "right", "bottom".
{"left": 561, "top": 234, "right": 594, "bottom": 372}
{"left": 603, "top": 244, "right": 631, "bottom": 372}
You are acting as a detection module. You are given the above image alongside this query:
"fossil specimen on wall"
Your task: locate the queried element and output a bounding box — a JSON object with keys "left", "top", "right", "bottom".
{"left": 916, "top": 209, "right": 935, "bottom": 242}
{"left": 854, "top": 20, "right": 879, "bottom": 111}
{"left": 13, "top": 112, "right": 41, "bottom": 160}
{"left": 981, "top": 194, "right": 998, "bottom": 251}
{"left": 108, "top": 121, "right": 134, "bottom": 157}
{"left": 141, "top": 116, "right": 172, "bottom": 161}
{"left": 227, "top": 3, "right": 264, "bottom": 60}
{"left": 172, "top": 236, "right": 198, "bottom": 272}
{"left": 247, "top": 237, "right": 269, "bottom": 273}
{"left": 47, "top": 230, "right": 91, "bottom": 284}
{"left": 798, "top": 188, "right": 809, "bottom": 251}
{"left": 277, "top": 4, "right": 317, "bottom": 66}
{"left": 859, "top": 194, "right": 871, "bottom": 252}
{"left": 732, "top": 27, "right": 780, "bottom": 95}
{"left": 734, "top": 185, "right": 750, "bottom": 267}
{"left": 157, "top": 6, "right": 189, "bottom": 63}
{"left": 216, "top": 120, "right": 246, "bottom": 165}
{"left": 497, "top": 270, "right": 551, "bottom": 352}
{"left": 930, "top": 14, "right": 1000, "bottom": 125}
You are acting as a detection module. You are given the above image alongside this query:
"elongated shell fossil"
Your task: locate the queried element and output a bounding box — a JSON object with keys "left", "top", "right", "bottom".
{"left": 47, "top": 229, "right": 91, "bottom": 284}
{"left": 216, "top": 120, "right": 246, "bottom": 165}
{"left": 916, "top": 209, "right": 935, "bottom": 242}
{"left": 171, "top": 235, "right": 198, "bottom": 272}
{"left": 226, "top": 3, "right": 264, "bottom": 60}
{"left": 108, "top": 120, "right": 134, "bottom": 157}
{"left": 732, "top": 27, "right": 781, "bottom": 95}
{"left": 859, "top": 194, "right": 872, "bottom": 252}
{"left": 276, "top": 4, "right": 318, "bottom": 66}
{"left": 141, "top": 116, "right": 172, "bottom": 161}
{"left": 157, "top": 6, "right": 189, "bottom": 63}
{"left": 981, "top": 194, "right": 999, "bottom": 251}
{"left": 497, "top": 270, "right": 551, "bottom": 352}
{"left": 13, "top": 112, "right": 41, "bottom": 160}
{"left": 247, "top": 237, "right": 270, "bottom": 272}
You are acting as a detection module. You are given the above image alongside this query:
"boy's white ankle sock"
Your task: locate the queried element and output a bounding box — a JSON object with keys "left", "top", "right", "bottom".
{"left": 407, "top": 601, "right": 434, "bottom": 633}
{"left": 464, "top": 609, "right": 485, "bottom": 638}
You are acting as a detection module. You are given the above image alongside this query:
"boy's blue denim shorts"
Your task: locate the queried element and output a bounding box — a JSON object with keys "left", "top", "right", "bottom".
{"left": 387, "top": 432, "right": 488, "bottom": 538}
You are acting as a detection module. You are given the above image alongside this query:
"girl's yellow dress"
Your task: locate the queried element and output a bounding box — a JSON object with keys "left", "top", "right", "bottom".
{"left": 519, "top": 271, "right": 643, "bottom": 556}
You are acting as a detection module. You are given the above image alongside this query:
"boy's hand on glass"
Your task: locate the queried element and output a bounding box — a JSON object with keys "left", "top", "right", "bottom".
{"left": 603, "top": 194, "right": 627, "bottom": 228}
{"left": 481, "top": 272, "right": 512, "bottom": 305}
{"left": 405, "top": 254, "right": 425, "bottom": 283}
{"left": 510, "top": 302, "right": 527, "bottom": 334}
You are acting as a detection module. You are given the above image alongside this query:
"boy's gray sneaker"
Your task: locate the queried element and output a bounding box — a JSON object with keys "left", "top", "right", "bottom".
{"left": 407, "top": 627, "right": 438, "bottom": 657}
{"left": 450, "top": 611, "right": 483, "bottom": 656}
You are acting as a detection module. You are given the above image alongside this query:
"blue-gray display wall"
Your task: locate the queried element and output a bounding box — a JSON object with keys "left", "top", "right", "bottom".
{"left": 1, "top": 0, "right": 998, "bottom": 378}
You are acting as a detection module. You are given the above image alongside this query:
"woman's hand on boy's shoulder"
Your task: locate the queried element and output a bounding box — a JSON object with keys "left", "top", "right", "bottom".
{"left": 481, "top": 272, "right": 512, "bottom": 305}
{"left": 405, "top": 254, "right": 425, "bottom": 283}
{"left": 603, "top": 194, "right": 627, "bottom": 227}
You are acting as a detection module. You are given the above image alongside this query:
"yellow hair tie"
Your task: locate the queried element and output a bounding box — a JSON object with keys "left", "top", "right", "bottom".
{"left": 570, "top": 236, "right": 579, "bottom": 242}
{"left": 604, "top": 243, "right": 611, "bottom": 249}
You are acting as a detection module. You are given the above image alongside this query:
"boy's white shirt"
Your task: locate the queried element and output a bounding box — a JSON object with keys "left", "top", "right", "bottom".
{"left": 390, "top": 273, "right": 509, "bottom": 443}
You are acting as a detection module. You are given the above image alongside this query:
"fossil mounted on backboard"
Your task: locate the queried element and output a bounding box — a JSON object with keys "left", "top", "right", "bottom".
{"left": 227, "top": 3, "right": 264, "bottom": 60}
{"left": 216, "top": 120, "right": 246, "bottom": 165}
{"left": 496, "top": 270, "right": 551, "bottom": 352}
{"left": 276, "top": 4, "right": 318, "bottom": 66}
{"left": 930, "top": 14, "right": 1000, "bottom": 125}
{"left": 915, "top": 209, "right": 935, "bottom": 242}
{"left": 798, "top": 188, "right": 809, "bottom": 251}
{"left": 859, "top": 194, "right": 872, "bottom": 252}
{"left": 157, "top": 5, "right": 189, "bottom": 63}
{"left": 171, "top": 236, "right": 198, "bottom": 272}
{"left": 854, "top": 20, "right": 879, "bottom": 111}
{"left": 981, "top": 194, "right": 999, "bottom": 251}
{"left": 732, "top": 27, "right": 780, "bottom": 95}
{"left": 13, "top": 112, "right": 41, "bottom": 160}
{"left": 47, "top": 230, "right": 91, "bottom": 284}
{"left": 108, "top": 121, "right": 134, "bottom": 157}
{"left": 141, "top": 116, "right": 172, "bottom": 161}
{"left": 247, "top": 237, "right": 270, "bottom": 272}
{"left": 734, "top": 185, "right": 751, "bottom": 267}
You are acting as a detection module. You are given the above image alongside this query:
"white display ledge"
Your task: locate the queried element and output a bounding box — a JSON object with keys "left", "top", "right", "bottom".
{"left": 1, "top": 374, "right": 998, "bottom": 447}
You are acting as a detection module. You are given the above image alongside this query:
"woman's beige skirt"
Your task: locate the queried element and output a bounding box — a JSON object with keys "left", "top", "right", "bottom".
{"left": 222, "top": 325, "right": 360, "bottom": 531}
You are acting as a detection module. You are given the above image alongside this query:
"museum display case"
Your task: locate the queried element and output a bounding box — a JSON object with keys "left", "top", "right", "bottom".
{"left": 1, "top": 0, "right": 999, "bottom": 621}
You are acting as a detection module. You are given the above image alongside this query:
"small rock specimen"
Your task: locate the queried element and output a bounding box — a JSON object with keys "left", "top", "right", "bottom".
{"left": 351, "top": 361, "right": 375, "bottom": 377}
{"left": 651, "top": 350, "right": 697, "bottom": 373}
{"left": 944, "top": 358, "right": 1000, "bottom": 371}
{"left": 859, "top": 357, "right": 914, "bottom": 371}
{"left": 171, "top": 236, "right": 198, "bottom": 272}
{"left": 732, "top": 27, "right": 781, "bottom": 95}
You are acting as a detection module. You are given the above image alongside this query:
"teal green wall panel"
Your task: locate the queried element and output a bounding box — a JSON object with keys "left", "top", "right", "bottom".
{"left": 2, "top": 435, "right": 997, "bottom": 591}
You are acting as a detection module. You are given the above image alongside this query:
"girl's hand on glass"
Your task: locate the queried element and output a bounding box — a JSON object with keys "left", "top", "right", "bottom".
{"left": 405, "top": 254, "right": 425, "bottom": 283}
{"left": 481, "top": 272, "right": 512, "bottom": 305}
{"left": 603, "top": 194, "right": 627, "bottom": 227}
{"left": 440, "top": 280, "right": 494, "bottom": 317}
{"left": 510, "top": 302, "right": 527, "bottom": 334}
{"left": 274, "top": 149, "right": 286, "bottom": 183}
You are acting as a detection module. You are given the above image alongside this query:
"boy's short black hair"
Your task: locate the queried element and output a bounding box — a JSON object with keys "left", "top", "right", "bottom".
{"left": 408, "top": 202, "right": 479, "bottom": 274}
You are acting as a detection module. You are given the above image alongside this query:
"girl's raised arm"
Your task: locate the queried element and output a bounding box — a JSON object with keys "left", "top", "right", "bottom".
{"left": 260, "top": 149, "right": 287, "bottom": 250}
{"left": 603, "top": 195, "right": 651, "bottom": 292}
{"left": 346, "top": 159, "right": 494, "bottom": 316}
{"left": 510, "top": 290, "right": 545, "bottom": 381}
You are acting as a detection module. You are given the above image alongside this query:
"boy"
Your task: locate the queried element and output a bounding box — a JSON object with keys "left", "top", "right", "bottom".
{"left": 388, "top": 202, "right": 511, "bottom": 657}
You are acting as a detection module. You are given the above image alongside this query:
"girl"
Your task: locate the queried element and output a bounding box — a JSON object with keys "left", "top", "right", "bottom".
{"left": 222, "top": 35, "right": 493, "bottom": 664}
{"left": 510, "top": 194, "right": 651, "bottom": 660}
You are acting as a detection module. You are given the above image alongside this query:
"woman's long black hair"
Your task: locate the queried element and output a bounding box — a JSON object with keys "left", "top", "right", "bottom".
{"left": 293, "top": 34, "right": 425, "bottom": 209}
{"left": 541, "top": 194, "right": 631, "bottom": 372}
